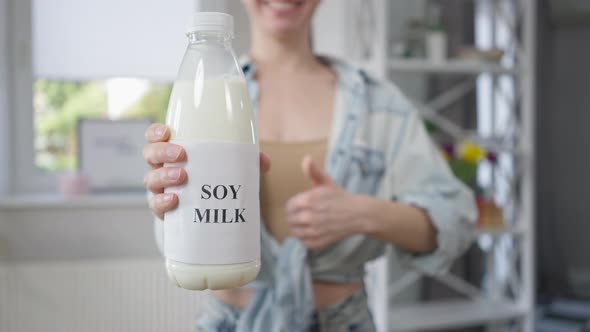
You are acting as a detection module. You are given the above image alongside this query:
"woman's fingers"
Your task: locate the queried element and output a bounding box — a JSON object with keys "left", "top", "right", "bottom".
{"left": 287, "top": 209, "right": 314, "bottom": 227}
{"left": 145, "top": 124, "right": 171, "bottom": 143}
{"left": 143, "top": 142, "right": 186, "bottom": 168}
{"left": 144, "top": 167, "right": 188, "bottom": 193}
{"left": 149, "top": 150, "right": 269, "bottom": 221}
{"left": 260, "top": 152, "right": 271, "bottom": 174}
{"left": 290, "top": 224, "right": 319, "bottom": 238}
{"left": 150, "top": 193, "right": 179, "bottom": 220}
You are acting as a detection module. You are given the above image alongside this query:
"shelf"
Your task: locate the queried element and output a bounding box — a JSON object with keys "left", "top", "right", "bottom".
{"left": 389, "top": 299, "right": 527, "bottom": 332}
{"left": 0, "top": 193, "right": 148, "bottom": 210}
{"left": 475, "top": 225, "right": 526, "bottom": 237}
{"left": 388, "top": 59, "right": 518, "bottom": 75}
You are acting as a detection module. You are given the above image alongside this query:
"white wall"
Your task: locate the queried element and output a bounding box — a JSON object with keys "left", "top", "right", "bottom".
{"left": 0, "top": 205, "right": 158, "bottom": 259}
{"left": 387, "top": 0, "right": 429, "bottom": 101}
{"left": 0, "top": 204, "right": 186, "bottom": 331}
{"left": 312, "top": 0, "right": 349, "bottom": 58}
{"left": 228, "top": 1, "right": 251, "bottom": 57}
{"left": 0, "top": 259, "right": 204, "bottom": 332}
{"left": 0, "top": 0, "right": 10, "bottom": 195}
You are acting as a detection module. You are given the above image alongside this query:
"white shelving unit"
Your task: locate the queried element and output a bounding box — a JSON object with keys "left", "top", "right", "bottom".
{"left": 345, "top": 0, "right": 537, "bottom": 331}
{"left": 388, "top": 58, "right": 519, "bottom": 75}
{"left": 389, "top": 299, "right": 527, "bottom": 332}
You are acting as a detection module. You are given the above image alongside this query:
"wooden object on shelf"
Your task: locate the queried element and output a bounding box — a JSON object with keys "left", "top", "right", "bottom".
{"left": 477, "top": 198, "right": 506, "bottom": 229}
{"left": 457, "top": 47, "right": 505, "bottom": 62}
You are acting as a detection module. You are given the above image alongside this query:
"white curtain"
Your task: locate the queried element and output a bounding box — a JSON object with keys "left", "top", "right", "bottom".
{"left": 33, "top": 0, "right": 196, "bottom": 81}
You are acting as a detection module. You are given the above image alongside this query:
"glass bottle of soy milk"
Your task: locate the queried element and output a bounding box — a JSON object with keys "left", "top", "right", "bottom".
{"left": 163, "top": 12, "right": 260, "bottom": 290}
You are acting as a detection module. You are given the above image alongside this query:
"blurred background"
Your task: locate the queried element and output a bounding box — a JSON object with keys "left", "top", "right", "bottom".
{"left": 0, "top": 0, "right": 589, "bottom": 331}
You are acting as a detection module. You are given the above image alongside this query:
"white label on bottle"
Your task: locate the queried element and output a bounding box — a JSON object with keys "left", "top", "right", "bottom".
{"left": 164, "top": 141, "right": 260, "bottom": 265}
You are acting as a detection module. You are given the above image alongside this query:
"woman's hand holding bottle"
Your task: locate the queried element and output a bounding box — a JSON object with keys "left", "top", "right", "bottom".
{"left": 143, "top": 123, "right": 271, "bottom": 220}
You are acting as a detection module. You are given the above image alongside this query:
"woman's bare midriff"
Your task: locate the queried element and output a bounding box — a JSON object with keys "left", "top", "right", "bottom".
{"left": 213, "top": 280, "right": 362, "bottom": 310}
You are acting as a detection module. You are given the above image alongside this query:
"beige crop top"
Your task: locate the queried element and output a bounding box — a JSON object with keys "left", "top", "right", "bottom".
{"left": 260, "top": 140, "right": 327, "bottom": 243}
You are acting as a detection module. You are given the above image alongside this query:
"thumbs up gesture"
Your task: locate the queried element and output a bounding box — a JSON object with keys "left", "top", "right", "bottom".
{"left": 286, "top": 156, "right": 365, "bottom": 250}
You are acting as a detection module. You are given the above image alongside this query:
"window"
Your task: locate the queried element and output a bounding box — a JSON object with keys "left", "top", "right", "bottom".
{"left": 6, "top": 0, "right": 197, "bottom": 193}
{"left": 5, "top": 0, "right": 250, "bottom": 193}
{"left": 29, "top": 0, "right": 192, "bottom": 174}
{"left": 34, "top": 79, "right": 171, "bottom": 171}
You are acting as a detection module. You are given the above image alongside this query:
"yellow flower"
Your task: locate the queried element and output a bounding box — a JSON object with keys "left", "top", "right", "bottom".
{"left": 458, "top": 141, "right": 486, "bottom": 164}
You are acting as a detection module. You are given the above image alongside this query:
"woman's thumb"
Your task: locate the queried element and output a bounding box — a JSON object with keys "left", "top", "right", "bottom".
{"left": 302, "top": 155, "right": 330, "bottom": 186}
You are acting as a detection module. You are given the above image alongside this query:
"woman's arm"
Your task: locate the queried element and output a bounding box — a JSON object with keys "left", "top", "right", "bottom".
{"left": 286, "top": 156, "right": 438, "bottom": 254}
{"left": 355, "top": 195, "right": 437, "bottom": 254}
{"left": 288, "top": 79, "right": 477, "bottom": 272}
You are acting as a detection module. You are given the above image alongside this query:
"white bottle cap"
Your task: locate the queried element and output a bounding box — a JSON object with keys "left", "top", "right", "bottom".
{"left": 188, "top": 12, "right": 234, "bottom": 38}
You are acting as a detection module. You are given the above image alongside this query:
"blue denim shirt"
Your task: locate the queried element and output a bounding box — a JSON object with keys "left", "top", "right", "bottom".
{"left": 155, "top": 57, "right": 478, "bottom": 331}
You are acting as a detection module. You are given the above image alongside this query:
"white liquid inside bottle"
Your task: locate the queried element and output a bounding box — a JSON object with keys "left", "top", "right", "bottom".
{"left": 163, "top": 12, "right": 260, "bottom": 291}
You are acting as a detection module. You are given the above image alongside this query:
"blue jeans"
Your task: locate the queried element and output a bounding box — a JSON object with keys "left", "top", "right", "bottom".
{"left": 307, "top": 288, "right": 376, "bottom": 332}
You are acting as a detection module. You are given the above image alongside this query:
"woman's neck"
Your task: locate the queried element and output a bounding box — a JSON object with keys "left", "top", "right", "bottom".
{"left": 250, "top": 28, "right": 320, "bottom": 73}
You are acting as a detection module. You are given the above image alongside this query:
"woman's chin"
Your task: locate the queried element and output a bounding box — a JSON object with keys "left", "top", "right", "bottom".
{"left": 262, "top": 22, "right": 307, "bottom": 38}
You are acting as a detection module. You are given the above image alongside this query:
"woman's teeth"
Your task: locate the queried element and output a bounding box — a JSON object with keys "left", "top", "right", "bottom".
{"left": 267, "top": 2, "right": 298, "bottom": 10}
